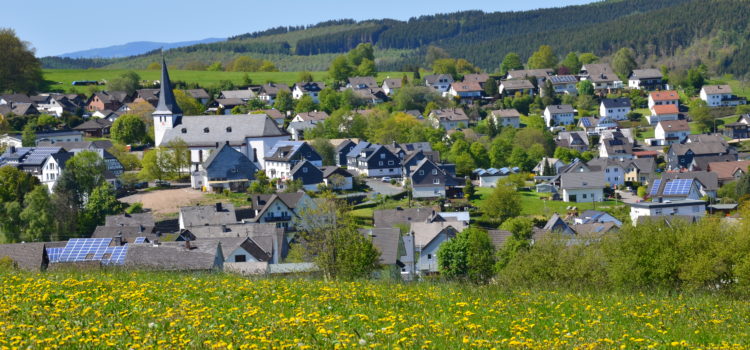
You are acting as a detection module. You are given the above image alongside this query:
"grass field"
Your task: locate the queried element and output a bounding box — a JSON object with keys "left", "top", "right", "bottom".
{"left": 474, "top": 187, "right": 623, "bottom": 217}
{"left": 1, "top": 270, "right": 748, "bottom": 349}
{"left": 43, "top": 69, "right": 408, "bottom": 93}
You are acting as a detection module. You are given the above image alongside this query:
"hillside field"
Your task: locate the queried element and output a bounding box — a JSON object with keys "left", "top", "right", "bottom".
{"left": 43, "top": 69, "right": 408, "bottom": 93}
{"left": 1, "top": 270, "right": 748, "bottom": 349}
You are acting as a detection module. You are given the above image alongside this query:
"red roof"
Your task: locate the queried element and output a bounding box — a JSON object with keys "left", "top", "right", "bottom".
{"left": 651, "top": 104, "right": 679, "bottom": 115}
{"left": 633, "top": 151, "right": 658, "bottom": 157}
{"left": 658, "top": 120, "right": 689, "bottom": 132}
{"left": 650, "top": 90, "right": 679, "bottom": 101}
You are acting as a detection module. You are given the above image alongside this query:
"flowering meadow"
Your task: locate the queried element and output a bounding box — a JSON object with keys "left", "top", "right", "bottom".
{"left": 0, "top": 271, "right": 749, "bottom": 349}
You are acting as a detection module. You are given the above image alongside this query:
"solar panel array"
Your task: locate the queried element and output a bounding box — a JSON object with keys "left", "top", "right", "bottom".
{"left": 649, "top": 179, "right": 662, "bottom": 196}
{"left": 581, "top": 118, "right": 592, "bottom": 127}
{"left": 52, "top": 238, "right": 129, "bottom": 265}
{"left": 133, "top": 237, "right": 147, "bottom": 244}
{"left": 47, "top": 247, "right": 63, "bottom": 263}
{"left": 663, "top": 179, "right": 693, "bottom": 196}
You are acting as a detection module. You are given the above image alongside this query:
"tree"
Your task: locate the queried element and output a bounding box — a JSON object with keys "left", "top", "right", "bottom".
{"left": 432, "top": 59, "right": 458, "bottom": 79}
{"left": 36, "top": 114, "right": 58, "bottom": 130}
{"left": 273, "top": 90, "right": 294, "bottom": 112}
{"left": 146, "top": 62, "right": 161, "bottom": 70}
{"left": 166, "top": 138, "right": 190, "bottom": 178}
{"left": 294, "top": 95, "right": 317, "bottom": 113}
{"left": 21, "top": 123, "right": 36, "bottom": 147}
{"left": 248, "top": 170, "right": 275, "bottom": 194}
{"left": 481, "top": 180, "right": 521, "bottom": 223}
{"left": 19, "top": 185, "right": 54, "bottom": 242}
{"left": 298, "top": 71, "right": 314, "bottom": 83}
{"left": 612, "top": 48, "right": 637, "bottom": 80}
{"left": 139, "top": 148, "right": 174, "bottom": 181}
{"left": 690, "top": 100, "right": 713, "bottom": 133}
{"left": 577, "top": 80, "right": 594, "bottom": 96}
{"left": 500, "top": 53, "right": 523, "bottom": 75}
{"left": 356, "top": 58, "right": 377, "bottom": 77}
{"left": 437, "top": 228, "right": 496, "bottom": 284}
{"left": 206, "top": 61, "right": 224, "bottom": 71}
{"left": 464, "top": 177, "right": 476, "bottom": 200}
{"left": 0, "top": 165, "right": 39, "bottom": 204}
{"left": 294, "top": 195, "right": 380, "bottom": 280}
{"left": 0, "top": 28, "right": 43, "bottom": 93}
{"left": 483, "top": 78, "right": 498, "bottom": 98}
{"left": 578, "top": 52, "right": 599, "bottom": 65}
{"left": 108, "top": 144, "right": 141, "bottom": 170}
{"left": 560, "top": 52, "right": 581, "bottom": 74}
{"left": 348, "top": 43, "right": 375, "bottom": 67}
{"left": 174, "top": 90, "right": 204, "bottom": 115}
{"left": 527, "top": 45, "right": 558, "bottom": 69}
{"left": 469, "top": 142, "right": 490, "bottom": 168}
{"left": 111, "top": 114, "right": 146, "bottom": 145}
{"left": 79, "top": 182, "right": 126, "bottom": 235}
{"left": 108, "top": 71, "right": 140, "bottom": 94}
{"left": 329, "top": 55, "right": 353, "bottom": 82}
{"left": 311, "top": 138, "right": 336, "bottom": 166}
{"left": 54, "top": 150, "right": 107, "bottom": 207}
{"left": 426, "top": 45, "right": 450, "bottom": 64}
{"left": 495, "top": 217, "right": 534, "bottom": 270}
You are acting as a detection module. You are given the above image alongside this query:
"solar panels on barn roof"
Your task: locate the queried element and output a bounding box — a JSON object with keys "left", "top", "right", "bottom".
{"left": 51, "top": 238, "right": 128, "bottom": 265}
{"left": 649, "top": 179, "right": 662, "bottom": 196}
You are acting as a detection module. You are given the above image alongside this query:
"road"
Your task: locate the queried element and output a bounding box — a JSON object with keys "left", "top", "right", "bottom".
{"left": 365, "top": 179, "right": 405, "bottom": 197}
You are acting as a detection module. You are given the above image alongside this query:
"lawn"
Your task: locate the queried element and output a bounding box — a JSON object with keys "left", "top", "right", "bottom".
{"left": 43, "top": 69, "right": 407, "bottom": 93}
{"left": 1, "top": 270, "right": 748, "bottom": 349}
{"left": 474, "top": 187, "right": 623, "bottom": 217}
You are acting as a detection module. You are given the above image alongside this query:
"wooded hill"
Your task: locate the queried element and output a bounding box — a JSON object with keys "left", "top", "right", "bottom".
{"left": 41, "top": 0, "right": 750, "bottom": 75}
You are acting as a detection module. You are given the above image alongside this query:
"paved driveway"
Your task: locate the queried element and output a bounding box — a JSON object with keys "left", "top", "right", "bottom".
{"left": 365, "top": 179, "right": 405, "bottom": 197}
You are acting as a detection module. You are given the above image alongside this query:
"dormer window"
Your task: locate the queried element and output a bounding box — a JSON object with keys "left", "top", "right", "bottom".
{"left": 226, "top": 127, "right": 232, "bottom": 132}
{"left": 203, "top": 127, "right": 209, "bottom": 133}
{"left": 432, "top": 169, "right": 438, "bottom": 175}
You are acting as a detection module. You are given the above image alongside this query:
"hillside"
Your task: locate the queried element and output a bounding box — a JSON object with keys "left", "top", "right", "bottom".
{"left": 40, "top": 0, "right": 750, "bottom": 75}
{"left": 2, "top": 270, "right": 749, "bottom": 348}
{"left": 57, "top": 38, "right": 225, "bottom": 59}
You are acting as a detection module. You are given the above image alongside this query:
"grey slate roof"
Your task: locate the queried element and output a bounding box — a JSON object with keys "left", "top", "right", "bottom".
{"left": 155, "top": 58, "right": 182, "bottom": 116}
{"left": 601, "top": 98, "right": 630, "bottom": 108}
{"left": 0, "top": 243, "right": 48, "bottom": 271}
{"left": 105, "top": 213, "right": 155, "bottom": 227}
{"left": 670, "top": 142, "right": 731, "bottom": 156}
{"left": 630, "top": 69, "right": 662, "bottom": 79}
{"left": 701, "top": 85, "right": 732, "bottom": 95}
{"left": 662, "top": 171, "right": 719, "bottom": 191}
{"left": 360, "top": 228, "right": 401, "bottom": 265}
{"left": 560, "top": 172, "right": 606, "bottom": 189}
{"left": 373, "top": 207, "right": 439, "bottom": 228}
{"left": 125, "top": 241, "right": 221, "bottom": 271}
{"left": 491, "top": 109, "right": 521, "bottom": 118}
{"left": 501, "top": 79, "right": 535, "bottom": 90}
{"left": 547, "top": 104, "right": 575, "bottom": 114}
{"left": 411, "top": 221, "right": 468, "bottom": 247}
{"left": 203, "top": 143, "right": 258, "bottom": 182}
{"left": 581, "top": 64, "right": 618, "bottom": 83}
{"left": 180, "top": 203, "right": 237, "bottom": 227}
{"left": 160, "top": 114, "right": 287, "bottom": 146}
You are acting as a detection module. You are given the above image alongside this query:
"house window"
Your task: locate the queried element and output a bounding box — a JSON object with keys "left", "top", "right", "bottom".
{"left": 302, "top": 167, "right": 308, "bottom": 173}
{"left": 427, "top": 254, "right": 432, "bottom": 259}
{"left": 432, "top": 169, "right": 438, "bottom": 175}
{"left": 433, "top": 178, "right": 440, "bottom": 185}
{"left": 388, "top": 161, "right": 394, "bottom": 165}
{"left": 203, "top": 127, "right": 209, "bottom": 133}
{"left": 418, "top": 170, "right": 424, "bottom": 175}
{"left": 235, "top": 255, "right": 247, "bottom": 262}
{"left": 226, "top": 127, "right": 232, "bottom": 132}
{"left": 181, "top": 128, "right": 187, "bottom": 134}
{"left": 583, "top": 194, "right": 588, "bottom": 199}
{"left": 379, "top": 161, "right": 383, "bottom": 166}
{"left": 380, "top": 154, "right": 385, "bottom": 159}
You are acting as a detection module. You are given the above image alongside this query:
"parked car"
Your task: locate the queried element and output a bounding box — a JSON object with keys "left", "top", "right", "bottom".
{"left": 381, "top": 177, "right": 392, "bottom": 182}
{"left": 134, "top": 181, "right": 149, "bottom": 189}
{"left": 155, "top": 180, "right": 171, "bottom": 188}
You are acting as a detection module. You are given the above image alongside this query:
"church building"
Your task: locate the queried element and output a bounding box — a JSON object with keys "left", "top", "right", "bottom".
{"left": 153, "top": 59, "right": 290, "bottom": 172}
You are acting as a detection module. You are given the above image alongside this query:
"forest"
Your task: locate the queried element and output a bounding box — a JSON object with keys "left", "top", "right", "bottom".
{"left": 40, "top": 0, "right": 750, "bottom": 76}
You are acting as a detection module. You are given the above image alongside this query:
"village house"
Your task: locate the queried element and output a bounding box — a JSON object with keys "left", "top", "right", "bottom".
{"left": 292, "top": 82, "right": 325, "bottom": 103}
{"left": 179, "top": 203, "right": 238, "bottom": 230}
{"left": 653, "top": 120, "right": 690, "bottom": 146}
{"left": 288, "top": 159, "right": 324, "bottom": 191}
{"left": 292, "top": 111, "right": 329, "bottom": 123}
{"left": 707, "top": 160, "right": 750, "bottom": 185}
{"left": 248, "top": 192, "right": 313, "bottom": 230}
{"left": 424, "top": 74, "right": 454, "bottom": 93}
{"left": 499, "top": 79, "right": 535, "bottom": 96}
{"left": 599, "top": 98, "right": 631, "bottom": 121}
{"left": 87, "top": 91, "right": 132, "bottom": 112}
{"left": 578, "top": 116, "right": 618, "bottom": 135}
{"left": 185, "top": 89, "right": 210, "bottom": 104}
{"left": 264, "top": 141, "right": 323, "bottom": 181}
{"left": 540, "top": 75, "right": 578, "bottom": 95}
{"left": 555, "top": 131, "right": 589, "bottom": 152}
{"left": 192, "top": 143, "right": 259, "bottom": 192}
{"left": 533, "top": 157, "right": 566, "bottom": 176}
{"left": 629, "top": 199, "right": 706, "bottom": 226}
{"left": 40, "top": 151, "right": 73, "bottom": 191}
{"left": 723, "top": 114, "right": 750, "bottom": 139}
{"left": 700, "top": 85, "right": 746, "bottom": 107}
{"left": 346, "top": 143, "right": 401, "bottom": 178}
{"left": 647, "top": 104, "right": 680, "bottom": 125}
{"left": 667, "top": 142, "right": 736, "bottom": 171}
{"left": 346, "top": 76, "right": 378, "bottom": 90}
{"left": 560, "top": 172, "right": 606, "bottom": 202}
{"left": 381, "top": 78, "right": 402, "bottom": 96}
{"left": 409, "top": 158, "right": 462, "bottom": 198}
{"left": 648, "top": 90, "right": 679, "bottom": 109}
{"left": 579, "top": 64, "right": 623, "bottom": 92}
{"left": 257, "top": 83, "right": 290, "bottom": 105}
{"left": 320, "top": 166, "right": 354, "bottom": 190}
{"left": 661, "top": 171, "right": 719, "bottom": 199}
{"left": 0, "top": 242, "right": 49, "bottom": 272}
{"left": 628, "top": 68, "right": 664, "bottom": 90}
{"left": 448, "top": 81, "right": 483, "bottom": 100}
{"left": 490, "top": 109, "right": 521, "bottom": 128}
{"left": 543, "top": 104, "right": 575, "bottom": 127}
{"left": 474, "top": 167, "right": 520, "bottom": 187}
{"left": 505, "top": 69, "right": 553, "bottom": 80}
{"left": 73, "top": 118, "right": 112, "bottom": 138}
{"left": 411, "top": 220, "right": 469, "bottom": 274}
{"left": 428, "top": 108, "right": 470, "bottom": 130}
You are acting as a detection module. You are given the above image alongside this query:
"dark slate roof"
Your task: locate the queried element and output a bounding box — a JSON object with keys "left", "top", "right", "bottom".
{"left": 294, "top": 82, "right": 325, "bottom": 93}
{"left": 662, "top": 171, "right": 719, "bottom": 191}
{"left": 91, "top": 226, "right": 159, "bottom": 243}
{"left": 180, "top": 203, "right": 237, "bottom": 227}
{"left": 547, "top": 104, "right": 575, "bottom": 114}
{"left": 629, "top": 68, "right": 662, "bottom": 79}
{"left": 360, "top": 228, "right": 401, "bottom": 265}
{"left": 160, "top": 114, "right": 287, "bottom": 146}
{"left": 601, "top": 98, "right": 631, "bottom": 108}
{"left": 320, "top": 166, "right": 352, "bottom": 178}
{"left": 265, "top": 141, "right": 321, "bottom": 162}
{"left": 37, "top": 140, "right": 113, "bottom": 150}
{"left": 203, "top": 143, "right": 258, "bottom": 181}
{"left": 259, "top": 83, "right": 290, "bottom": 96}
{"left": 424, "top": 74, "right": 454, "bottom": 84}
{"left": 691, "top": 154, "right": 737, "bottom": 171}
{"left": 185, "top": 89, "right": 210, "bottom": 100}
{"left": 124, "top": 241, "right": 220, "bottom": 271}
{"left": 49, "top": 152, "right": 74, "bottom": 170}
{"left": 670, "top": 142, "right": 731, "bottom": 156}
{"left": 73, "top": 118, "right": 112, "bottom": 131}
{"left": 155, "top": 58, "right": 183, "bottom": 115}
{"left": 348, "top": 76, "right": 378, "bottom": 89}
{"left": 373, "top": 207, "right": 438, "bottom": 228}
{"left": 0, "top": 243, "right": 48, "bottom": 271}
{"left": 560, "top": 172, "right": 606, "bottom": 189}
{"left": 581, "top": 64, "right": 618, "bottom": 83}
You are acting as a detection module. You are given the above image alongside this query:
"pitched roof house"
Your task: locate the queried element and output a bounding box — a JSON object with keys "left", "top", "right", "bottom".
{"left": 628, "top": 68, "right": 664, "bottom": 90}
{"left": 560, "top": 172, "right": 606, "bottom": 202}
{"left": 179, "top": 203, "right": 237, "bottom": 230}
{"left": 264, "top": 141, "right": 323, "bottom": 180}
{"left": 194, "top": 143, "right": 259, "bottom": 192}
{"left": 428, "top": 108, "right": 469, "bottom": 130}
{"left": 409, "top": 158, "right": 461, "bottom": 198}
{"left": 0, "top": 243, "right": 49, "bottom": 271}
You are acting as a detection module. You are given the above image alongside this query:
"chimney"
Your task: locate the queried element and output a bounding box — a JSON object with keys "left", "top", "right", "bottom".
{"left": 9, "top": 146, "right": 15, "bottom": 153}
{"left": 139, "top": 224, "right": 144, "bottom": 233}
{"left": 225, "top": 140, "right": 229, "bottom": 145}
{"left": 215, "top": 141, "right": 219, "bottom": 148}
{"left": 185, "top": 240, "right": 192, "bottom": 249}
{"left": 215, "top": 202, "right": 223, "bottom": 212}
{"left": 222, "top": 224, "right": 228, "bottom": 233}
{"left": 114, "top": 234, "right": 122, "bottom": 246}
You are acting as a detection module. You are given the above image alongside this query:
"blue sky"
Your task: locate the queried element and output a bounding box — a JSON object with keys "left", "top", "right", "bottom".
{"left": 6, "top": 0, "right": 594, "bottom": 57}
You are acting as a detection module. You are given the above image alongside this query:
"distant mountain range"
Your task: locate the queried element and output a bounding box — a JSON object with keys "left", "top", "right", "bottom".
{"left": 57, "top": 38, "right": 225, "bottom": 58}
{"left": 41, "top": 0, "right": 750, "bottom": 76}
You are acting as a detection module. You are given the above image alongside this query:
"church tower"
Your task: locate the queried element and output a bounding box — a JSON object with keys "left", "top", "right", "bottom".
{"left": 153, "top": 57, "right": 183, "bottom": 146}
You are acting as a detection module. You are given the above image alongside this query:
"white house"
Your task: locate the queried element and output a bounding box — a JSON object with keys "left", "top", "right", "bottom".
{"left": 560, "top": 172, "right": 605, "bottom": 202}
{"left": 648, "top": 90, "right": 679, "bottom": 109}
{"left": 647, "top": 104, "right": 680, "bottom": 125}
{"left": 599, "top": 98, "right": 631, "bottom": 121}
{"left": 543, "top": 105, "right": 575, "bottom": 127}
{"left": 448, "top": 82, "right": 483, "bottom": 99}
{"left": 629, "top": 200, "right": 706, "bottom": 225}
{"left": 628, "top": 68, "right": 664, "bottom": 90}
{"left": 292, "top": 82, "right": 325, "bottom": 103}
{"left": 381, "top": 78, "right": 402, "bottom": 96}
{"left": 541, "top": 75, "right": 578, "bottom": 95}
{"left": 411, "top": 221, "right": 469, "bottom": 274}
{"left": 40, "top": 152, "right": 73, "bottom": 192}
{"left": 490, "top": 109, "right": 521, "bottom": 128}
{"left": 654, "top": 120, "right": 690, "bottom": 146}
{"left": 474, "top": 167, "right": 519, "bottom": 187}
{"left": 428, "top": 108, "right": 469, "bottom": 130}
{"left": 700, "top": 85, "right": 747, "bottom": 107}
{"left": 424, "top": 74, "right": 454, "bottom": 93}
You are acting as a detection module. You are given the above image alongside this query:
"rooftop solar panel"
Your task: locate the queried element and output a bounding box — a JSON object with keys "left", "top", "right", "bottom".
{"left": 649, "top": 179, "right": 662, "bottom": 196}
{"left": 663, "top": 179, "right": 692, "bottom": 196}
{"left": 58, "top": 238, "right": 112, "bottom": 263}
{"left": 581, "top": 118, "right": 592, "bottom": 127}
{"left": 47, "top": 247, "right": 63, "bottom": 263}
{"left": 133, "top": 237, "right": 147, "bottom": 244}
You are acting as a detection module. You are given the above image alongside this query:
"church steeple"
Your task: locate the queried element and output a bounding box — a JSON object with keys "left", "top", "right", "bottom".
{"left": 155, "top": 57, "right": 182, "bottom": 116}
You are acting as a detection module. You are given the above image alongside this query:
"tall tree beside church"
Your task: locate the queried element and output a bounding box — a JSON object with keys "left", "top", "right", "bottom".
{"left": 527, "top": 45, "right": 558, "bottom": 69}
{"left": 111, "top": 114, "right": 146, "bottom": 145}
{"left": 0, "top": 28, "right": 43, "bottom": 93}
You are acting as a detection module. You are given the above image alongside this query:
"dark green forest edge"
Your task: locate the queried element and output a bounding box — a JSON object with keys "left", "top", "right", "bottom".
{"left": 41, "top": 0, "right": 750, "bottom": 75}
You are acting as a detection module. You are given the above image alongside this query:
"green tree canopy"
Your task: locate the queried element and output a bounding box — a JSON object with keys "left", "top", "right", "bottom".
{"left": 174, "top": 90, "right": 204, "bottom": 115}
{"left": 481, "top": 180, "right": 522, "bottom": 223}
{"left": 527, "top": 45, "right": 558, "bottom": 69}
{"left": 560, "top": 52, "right": 582, "bottom": 73}
{"left": 0, "top": 28, "right": 43, "bottom": 93}
{"left": 108, "top": 71, "right": 140, "bottom": 94}
{"left": 54, "top": 150, "right": 107, "bottom": 208}
{"left": 612, "top": 48, "right": 637, "bottom": 80}
{"left": 111, "top": 114, "right": 146, "bottom": 145}
{"left": 500, "top": 52, "right": 523, "bottom": 75}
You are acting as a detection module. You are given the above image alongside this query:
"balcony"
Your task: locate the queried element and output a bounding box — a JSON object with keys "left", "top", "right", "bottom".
{"left": 263, "top": 215, "right": 292, "bottom": 223}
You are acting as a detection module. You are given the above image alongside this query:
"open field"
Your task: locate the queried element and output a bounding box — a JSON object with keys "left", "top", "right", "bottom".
{"left": 120, "top": 187, "right": 206, "bottom": 215}
{"left": 0, "top": 271, "right": 748, "bottom": 349}
{"left": 43, "top": 69, "right": 408, "bottom": 93}
{"left": 473, "top": 187, "right": 623, "bottom": 216}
